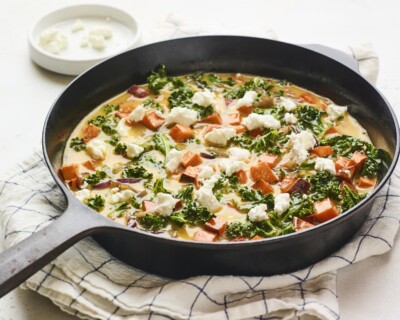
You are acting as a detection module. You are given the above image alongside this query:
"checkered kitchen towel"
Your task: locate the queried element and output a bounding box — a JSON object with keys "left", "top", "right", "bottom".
{"left": 0, "top": 16, "right": 396, "bottom": 320}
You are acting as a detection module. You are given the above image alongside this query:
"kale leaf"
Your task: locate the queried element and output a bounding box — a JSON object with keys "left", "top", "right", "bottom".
{"left": 296, "top": 105, "right": 326, "bottom": 136}
{"left": 86, "top": 195, "right": 105, "bottom": 212}
{"left": 231, "top": 129, "right": 286, "bottom": 155}
{"left": 225, "top": 77, "right": 273, "bottom": 99}
{"left": 341, "top": 185, "right": 367, "bottom": 212}
{"left": 70, "top": 137, "right": 86, "bottom": 151}
{"left": 153, "top": 178, "right": 171, "bottom": 195}
{"left": 308, "top": 171, "right": 341, "bottom": 201}
{"left": 168, "top": 87, "right": 194, "bottom": 109}
{"left": 84, "top": 170, "right": 107, "bottom": 186}
{"left": 176, "top": 185, "right": 194, "bottom": 201}
{"left": 148, "top": 134, "right": 176, "bottom": 156}
{"left": 123, "top": 166, "right": 153, "bottom": 180}
{"left": 147, "top": 65, "right": 170, "bottom": 94}
{"left": 138, "top": 214, "right": 168, "bottom": 231}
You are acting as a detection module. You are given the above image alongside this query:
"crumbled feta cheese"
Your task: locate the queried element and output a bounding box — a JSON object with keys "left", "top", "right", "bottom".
{"left": 110, "top": 190, "right": 135, "bottom": 204}
{"left": 117, "top": 119, "right": 129, "bottom": 137}
{"left": 165, "top": 149, "right": 183, "bottom": 173}
{"left": 274, "top": 193, "right": 291, "bottom": 214}
{"left": 197, "top": 165, "right": 215, "bottom": 181}
{"left": 126, "top": 143, "right": 144, "bottom": 159}
{"left": 227, "top": 147, "right": 251, "bottom": 161}
{"left": 315, "top": 157, "right": 336, "bottom": 175}
{"left": 75, "top": 189, "right": 91, "bottom": 202}
{"left": 219, "top": 159, "right": 245, "bottom": 176}
{"left": 89, "top": 34, "right": 106, "bottom": 50}
{"left": 277, "top": 97, "right": 297, "bottom": 112}
{"left": 288, "top": 130, "right": 315, "bottom": 164}
{"left": 242, "top": 113, "right": 281, "bottom": 131}
{"left": 71, "top": 19, "right": 85, "bottom": 32}
{"left": 233, "top": 91, "right": 258, "bottom": 108}
{"left": 86, "top": 139, "right": 107, "bottom": 160}
{"left": 204, "top": 128, "right": 236, "bottom": 146}
{"left": 195, "top": 187, "right": 222, "bottom": 212}
{"left": 90, "top": 27, "right": 112, "bottom": 39}
{"left": 154, "top": 193, "right": 178, "bottom": 216}
{"left": 284, "top": 112, "right": 298, "bottom": 124}
{"left": 327, "top": 104, "right": 348, "bottom": 121}
{"left": 80, "top": 36, "right": 89, "bottom": 48}
{"left": 38, "top": 28, "right": 68, "bottom": 54}
{"left": 192, "top": 89, "right": 216, "bottom": 107}
{"left": 128, "top": 105, "right": 145, "bottom": 122}
{"left": 248, "top": 204, "right": 268, "bottom": 222}
{"left": 165, "top": 107, "right": 198, "bottom": 126}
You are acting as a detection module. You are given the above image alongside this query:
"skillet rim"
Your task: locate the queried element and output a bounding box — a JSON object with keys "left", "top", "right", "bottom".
{"left": 42, "top": 35, "right": 400, "bottom": 249}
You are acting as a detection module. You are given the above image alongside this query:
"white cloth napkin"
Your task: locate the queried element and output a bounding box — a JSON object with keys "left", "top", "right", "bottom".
{"left": 0, "top": 16, "right": 395, "bottom": 320}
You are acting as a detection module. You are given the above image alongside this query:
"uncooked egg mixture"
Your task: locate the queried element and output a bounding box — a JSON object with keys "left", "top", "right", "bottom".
{"left": 61, "top": 66, "right": 390, "bottom": 242}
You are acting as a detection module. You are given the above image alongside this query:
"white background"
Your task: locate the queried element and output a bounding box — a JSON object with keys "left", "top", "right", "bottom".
{"left": 1, "top": 0, "right": 400, "bottom": 319}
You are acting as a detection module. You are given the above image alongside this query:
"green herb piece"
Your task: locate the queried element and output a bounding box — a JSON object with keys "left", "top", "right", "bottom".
{"left": 341, "top": 185, "right": 367, "bottom": 212}
{"left": 207, "top": 73, "right": 235, "bottom": 86}
{"left": 192, "top": 105, "right": 214, "bottom": 118}
{"left": 138, "top": 214, "right": 168, "bottom": 231}
{"left": 114, "top": 143, "right": 127, "bottom": 155}
{"left": 296, "top": 105, "right": 326, "bottom": 136}
{"left": 284, "top": 194, "right": 314, "bottom": 220}
{"left": 176, "top": 185, "right": 194, "bottom": 201}
{"left": 143, "top": 98, "right": 163, "bottom": 111}
{"left": 70, "top": 137, "right": 86, "bottom": 151}
{"left": 231, "top": 129, "right": 286, "bottom": 155}
{"left": 106, "top": 135, "right": 120, "bottom": 146}
{"left": 168, "top": 87, "right": 194, "bottom": 109}
{"left": 88, "top": 115, "right": 117, "bottom": 136}
{"left": 153, "top": 178, "right": 171, "bottom": 195}
{"left": 115, "top": 202, "right": 130, "bottom": 211}
{"left": 225, "top": 219, "right": 283, "bottom": 240}
{"left": 86, "top": 195, "right": 105, "bottom": 212}
{"left": 88, "top": 115, "right": 107, "bottom": 126}
{"left": 131, "top": 195, "right": 141, "bottom": 209}
{"left": 103, "top": 104, "right": 119, "bottom": 114}
{"left": 187, "top": 72, "right": 208, "bottom": 88}
{"left": 101, "top": 123, "right": 117, "bottom": 135}
{"left": 274, "top": 90, "right": 285, "bottom": 97}
{"left": 147, "top": 65, "right": 170, "bottom": 94}
{"left": 123, "top": 165, "right": 153, "bottom": 180}
{"left": 308, "top": 171, "right": 341, "bottom": 201}
{"left": 179, "top": 201, "right": 215, "bottom": 226}
{"left": 225, "top": 77, "right": 273, "bottom": 99}
{"left": 148, "top": 134, "right": 176, "bottom": 156}
{"left": 84, "top": 170, "right": 107, "bottom": 186}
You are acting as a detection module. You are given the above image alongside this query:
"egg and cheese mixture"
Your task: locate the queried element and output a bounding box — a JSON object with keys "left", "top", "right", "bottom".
{"left": 61, "top": 65, "right": 390, "bottom": 242}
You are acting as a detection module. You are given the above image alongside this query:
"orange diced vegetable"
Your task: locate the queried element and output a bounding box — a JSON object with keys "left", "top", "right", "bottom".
{"left": 351, "top": 151, "right": 368, "bottom": 168}
{"left": 293, "top": 217, "right": 314, "bottom": 232}
{"left": 235, "top": 125, "right": 247, "bottom": 134}
{"left": 226, "top": 113, "right": 242, "bottom": 125}
{"left": 314, "top": 198, "right": 339, "bottom": 223}
{"left": 142, "top": 201, "right": 157, "bottom": 212}
{"left": 251, "top": 235, "right": 264, "bottom": 240}
{"left": 248, "top": 128, "right": 263, "bottom": 138}
{"left": 335, "top": 157, "right": 356, "bottom": 181}
{"left": 169, "top": 124, "right": 194, "bottom": 142}
{"left": 141, "top": 112, "right": 165, "bottom": 131}
{"left": 252, "top": 179, "right": 274, "bottom": 195}
{"left": 299, "top": 93, "right": 316, "bottom": 104}
{"left": 83, "top": 160, "right": 97, "bottom": 171}
{"left": 357, "top": 177, "right": 376, "bottom": 188}
{"left": 193, "top": 230, "right": 217, "bottom": 242}
{"left": 259, "top": 154, "right": 280, "bottom": 168}
{"left": 68, "top": 178, "right": 80, "bottom": 191}
{"left": 237, "top": 170, "right": 248, "bottom": 184}
{"left": 180, "top": 166, "right": 201, "bottom": 183}
{"left": 325, "top": 127, "right": 339, "bottom": 135}
{"left": 83, "top": 124, "right": 101, "bottom": 143}
{"left": 61, "top": 164, "right": 79, "bottom": 181}
{"left": 200, "top": 113, "right": 222, "bottom": 124}
{"left": 119, "top": 101, "right": 136, "bottom": 114}
{"left": 181, "top": 151, "right": 203, "bottom": 168}
{"left": 250, "top": 161, "right": 278, "bottom": 183}
{"left": 280, "top": 177, "right": 310, "bottom": 194}
{"left": 311, "top": 146, "right": 333, "bottom": 157}
{"left": 237, "top": 105, "right": 254, "bottom": 115}
{"left": 205, "top": 217, "right": 227, "bottom": 235}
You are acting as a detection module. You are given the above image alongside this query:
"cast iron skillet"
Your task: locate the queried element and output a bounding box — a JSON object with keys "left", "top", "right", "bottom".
{"left": 0, "top": 36, "right": 399, "bottom": 298}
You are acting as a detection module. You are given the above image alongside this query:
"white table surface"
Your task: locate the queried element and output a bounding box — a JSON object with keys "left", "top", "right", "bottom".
{"left": 1, "top": 0, "right": 400, "bottom": 319}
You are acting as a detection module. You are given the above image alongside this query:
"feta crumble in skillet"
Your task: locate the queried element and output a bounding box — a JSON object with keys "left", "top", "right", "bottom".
{"left": 61, "top": 65, "right": 391, "bottom": 242}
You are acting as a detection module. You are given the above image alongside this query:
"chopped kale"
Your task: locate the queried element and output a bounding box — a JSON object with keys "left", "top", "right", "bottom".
{"left": 284, "top": 193, "right": 314, "bottom": 220}
{"left": 177, "top": 201, "right": 215, "bottom": 226}
{"left": 123, "top": 166, "right": 153, "bottom": 180}
{"left": 341, "top": 185, "right": 367, "bottom": 212}
{"left": 143, "top": 98, "right": 163, "bottom": 111}
{"left": 207, "top": 73, "right": 235, "bottom": 86}
{"left": 225, "top": 219, "right": 283, "bottom": 240}
{"left": 153, "top": 178, "right": 171, "bottom": 195}
{"left": 138, "top": 214, "right": 168, "bottom": 231}
{"left": 148, "top": 134, "right": 176, "bottom": 156}
{"left": 70, "top": 137, "right": 86, "bottom": 151}
{"left": 86, "top": 195, "right": 105, "bottom": 212}
{"left": 106, "top": 135, "right": 120, "bottom": 146}
{"left": 176, "top": 185, "right": 194, "bottom": 201}
{"left": 231, "top": 129, "right": 286, "bottom": 155}
{"left": 224, "top": 77, "right": 273, "bottom": 99}
{"left": 147, "top": 65, "right": 170, "bottom": 94}
{"left": 168, "top": 87, "right": 194, "bottom": 109}
{"left": 114, "top": 143, "right": 127, "bottom": 155}
{"left": 88, "top": 115, "right": 117, "bottom": 136}
{"left": 296, "top": 105, "right": 326, "bottom": 136}
{"left": 192, "top": 105, "right": 214, "bottom": 118}
{"left": 84, "top": 170, "right": 107, "bottom": 187}
{"left": 308, "top": 171, "right": 341, "bottom": 201}
{"left": 115, "top": 202, "right": 130, "bottom": 212}
{"left": 103, "top": 104, "right": 119, "bottom": 114}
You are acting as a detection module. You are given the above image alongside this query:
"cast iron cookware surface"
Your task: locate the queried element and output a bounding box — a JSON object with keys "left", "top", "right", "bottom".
{"left": 0, "top": 37, "right": 398, "bottom": 298}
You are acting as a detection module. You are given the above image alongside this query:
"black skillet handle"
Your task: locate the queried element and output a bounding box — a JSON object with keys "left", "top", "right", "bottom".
{"left": 0, "top": 202, "right": 110, "bottom": 298}
{"left": 301, "top": 44, "right": 360, "bottom": 74}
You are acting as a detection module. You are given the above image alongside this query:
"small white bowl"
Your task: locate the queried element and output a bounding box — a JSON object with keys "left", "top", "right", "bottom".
{"left": 28, "top": 4, "right": 141, "bottom": 76}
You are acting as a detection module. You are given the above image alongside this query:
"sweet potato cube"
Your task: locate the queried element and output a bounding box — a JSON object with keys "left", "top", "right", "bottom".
{"left": 237, "top": 170, "right": 248, "bottom": 184}
{"left": 141, "top": 112, "right": 165, "bottom": 131}
{"left": 312, "top": 146, "right": 333, "bottom": 157}
{"left": 357, "top": 177, "right": 376, "bottom": 188}
{"left": 250, "top": 162, "right": 278, "bottom": 183}
{"left": 205, "top": 217, "right": 227, "bottom": 235}
{"left": 235, "top": 125, "right": 247, "bottom": 134}
{"left": 83, "top": 124, "right": 101, "bottom": 143}
{"left": 169, "top": 124, "right": 194, "bottom": 142}
{"left": 314, "top": 198, "right": 339, "bottom": 223}
{"left": 335, "top": 157, "right": 356, "bottom": 181}
{"left": 82, "top": 160, "right": 97, "bottom": 171}
{"left": 127, "top": 85, "right": 150, "bottom": 98}
{"left": 193, "top": 230, "right": 217, "bottom": 242}
{"left": 180, "top": 166, "right": 201, "bottom": 183}
{"left": 226, "top": 113, "right": 242, "bottom": 125}
{"left": 351, "top": 151, "right": 368, "bottom": 168}
{"left": 293, "top": 217, "right": 314, "bottom": 232}
{"left": 119, "top": 101, "right": 136, "bottom": 114}
{"left": 237, "top": 105, "right": 254, "bottom": 115}
{"left": 259, "top": 154, "right": 280, "bottom": 168}
{"left": 252, "top": 179, "right": 274, "bottom": 195}
{"left": 181, "top": 151, "right": 203, "bottom": 168}
{"left": 299, "top": 93, "right": 316, "bottom": 104}
{"left": 142, "top": 201, "right": 157, "bottom": 212}
{"left": 61, "top": 164, "right": 78, "bottom": 180}
{"left": 251, "top": 235, "right": 264, "bottom": 240}
{"left": 200, "top": 113, "right": 222, "bottom": 124}
{"left": 280, "top": 177, "right": 310, "bottom": 195}
{"left": 248, "top": 128, "right": 263, "bottom": 138}
{"left": 68, "top": 178, "right": 80, "bottom": 191}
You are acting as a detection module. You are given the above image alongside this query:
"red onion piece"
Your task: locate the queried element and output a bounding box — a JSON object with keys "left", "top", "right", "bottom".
{"left": 116, "top": 178, "right": 142, "bottom": 184}
{"left": 93, "top": 180, "right": 111, "bottom": 189}
{"left": 200, "top": 152, "right": 216, "bottom": 159}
